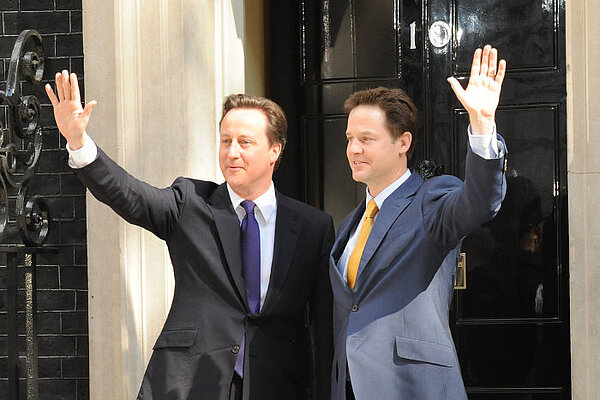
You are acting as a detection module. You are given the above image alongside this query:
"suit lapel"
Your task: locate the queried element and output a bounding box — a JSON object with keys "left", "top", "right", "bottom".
{"left": 207, "top": 183, "right": 248, "bottom": 311}
{"left": 354, "top": 172, "right": 424, "bottom": 291}
{"left": 261, "top": 193, "right": 300, "bottom": 313}
{"left": 329, "top": 201, "right": 366, "bottom": 290}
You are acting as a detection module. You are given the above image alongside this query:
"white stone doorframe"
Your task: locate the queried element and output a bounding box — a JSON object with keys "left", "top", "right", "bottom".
{"left": 81, "top": 0, "right": 599, "bottom": 398}
{"left": 82, "top": 0, "right": 252, "bottom": 398}
{"left": 566, "top": 0, "right": 600, "bottom": 399}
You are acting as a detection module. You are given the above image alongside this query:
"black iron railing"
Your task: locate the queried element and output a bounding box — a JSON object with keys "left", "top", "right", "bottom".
{"left": 1, "top": 29, "right": 56, "bottom": 400}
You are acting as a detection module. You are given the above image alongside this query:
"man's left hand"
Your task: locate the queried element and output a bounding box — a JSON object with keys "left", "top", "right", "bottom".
{"left": 447, "top": 45, "right": 506, "bottom": 136}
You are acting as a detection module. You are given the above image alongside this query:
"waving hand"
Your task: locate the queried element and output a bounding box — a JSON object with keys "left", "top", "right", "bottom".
{"left": 447, "top": 45, "right": 506, "bottom": 135}
{"left": 45, "top": 70, "right": 96, "bottom": 150}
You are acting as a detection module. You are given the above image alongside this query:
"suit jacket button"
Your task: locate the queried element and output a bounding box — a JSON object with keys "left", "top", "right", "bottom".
{"left": 351, "top": 304, "right": 359, "bottom": 312}
{"left": 232, "top": 345, "right": 240, "bottom": 354}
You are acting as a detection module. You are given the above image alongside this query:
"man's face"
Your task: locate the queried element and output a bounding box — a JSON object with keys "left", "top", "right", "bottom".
{"left": 346, "top": 105, "right": 411, "bottom": 197}
{"left": 219, "top": 108, "right": 281, "bottom": 200}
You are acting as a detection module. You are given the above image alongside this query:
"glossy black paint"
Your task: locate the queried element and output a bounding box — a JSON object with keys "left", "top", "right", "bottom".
{"left": 268, "top": 0, "right": 569, "bottom": 397}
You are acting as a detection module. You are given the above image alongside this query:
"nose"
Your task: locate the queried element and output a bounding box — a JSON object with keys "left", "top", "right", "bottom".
{"left": 228, "top": 139, "right": 241, "bottom": 158}
{"left": 347, "top": 138, "right": 362, "bottom": 154}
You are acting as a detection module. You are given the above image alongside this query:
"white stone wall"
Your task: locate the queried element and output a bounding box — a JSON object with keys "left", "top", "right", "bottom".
{"left": 566, "top": 0, "right": 600, "bottom": 398}
{"left": 82, "top": 0, "right": 258, "bottom": 398}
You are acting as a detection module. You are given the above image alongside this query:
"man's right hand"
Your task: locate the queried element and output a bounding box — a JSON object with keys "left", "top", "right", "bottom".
{"left": 45, "top": 70, "right": 96, "bottom": 150}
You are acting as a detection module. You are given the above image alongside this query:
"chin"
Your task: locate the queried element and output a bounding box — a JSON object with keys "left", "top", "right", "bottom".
{"left": 228, "top": 182, "right": 249, "bottom": 196}
{"left": 351, "top": 171, "right": 367, "bottom": 184}
{"left": 225, "top": 175, "right": 244, "bottom": 188}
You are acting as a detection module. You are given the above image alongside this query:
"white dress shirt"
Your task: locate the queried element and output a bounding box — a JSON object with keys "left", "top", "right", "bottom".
{"left": 338, "top": 126, "right": 504, "bottom": 280}
{"left": 66, "top": 135, "right": 98, "bottom": 168}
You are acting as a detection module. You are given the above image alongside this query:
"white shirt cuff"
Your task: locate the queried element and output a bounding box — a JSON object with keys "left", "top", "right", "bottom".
{"left": 67, "top": 135, "right": 98, "bottom": 169}
{"left": 468, "top": 124, "right": 503, "bottom": 159}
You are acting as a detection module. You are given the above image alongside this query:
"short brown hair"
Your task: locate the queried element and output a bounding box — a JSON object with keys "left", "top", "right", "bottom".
{"left": 344, "top": 87, "right": 418, "bottom": 159}
{"left": 220, "top": 94, "right": 287, "bottom": 167}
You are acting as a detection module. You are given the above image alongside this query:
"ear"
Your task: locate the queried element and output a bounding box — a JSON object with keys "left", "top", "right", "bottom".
{"left": 397, "top": 131, "right": 412, "bottom": 155}
{"left": 270, "top": 142, "right": 282, "bottom": 165}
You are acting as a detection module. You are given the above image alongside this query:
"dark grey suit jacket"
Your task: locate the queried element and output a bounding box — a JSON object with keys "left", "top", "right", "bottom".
{"left": 75, "top": 148, "right": 334, "bottom": 400}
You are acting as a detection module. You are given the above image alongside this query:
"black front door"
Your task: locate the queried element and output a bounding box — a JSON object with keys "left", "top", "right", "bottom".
{"left": 269, "top": 0, "right": 570, "bottom": 398}
{"left": 425, "top": 1, "right": 570, "bottom": 399}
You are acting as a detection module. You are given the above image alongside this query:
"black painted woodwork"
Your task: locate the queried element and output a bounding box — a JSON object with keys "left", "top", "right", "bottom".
{"left": 269, "top": 0, "right": 570, "bottom": 398}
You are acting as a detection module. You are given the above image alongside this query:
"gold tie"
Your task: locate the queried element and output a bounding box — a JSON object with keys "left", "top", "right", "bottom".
{"left": 347, "top": 199, "right": 379, "bottom": 290}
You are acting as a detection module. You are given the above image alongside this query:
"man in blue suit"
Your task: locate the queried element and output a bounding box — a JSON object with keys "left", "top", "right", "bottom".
{"left": 329, "top": 45, "right": 508, "bottom": 399}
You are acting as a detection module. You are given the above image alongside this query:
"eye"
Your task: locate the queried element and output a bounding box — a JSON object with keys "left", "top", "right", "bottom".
{"left": 221, "top": 138, "right": 231, "bottom": 145}
{"left": 238, "top": 139, "right": 254, "bottom": 147}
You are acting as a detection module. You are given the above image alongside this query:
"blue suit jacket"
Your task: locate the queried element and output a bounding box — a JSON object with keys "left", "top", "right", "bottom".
{"left": 329, "top": 141, "right": 506, "bottom": 400}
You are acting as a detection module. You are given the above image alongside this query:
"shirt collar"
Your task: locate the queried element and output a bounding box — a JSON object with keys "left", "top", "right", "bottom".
{"left": 227, "top": 182, "right": 277, "bottom": 224}
{"left": 365, "top": 169, "right": 412, "bottom": 210}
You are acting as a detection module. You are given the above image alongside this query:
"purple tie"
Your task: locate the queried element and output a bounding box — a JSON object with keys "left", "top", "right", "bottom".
{"left": 235, "top": 200, "right": 261, "bottom": 377}
{"left": 240, "top": 200, "right": 261, "bottom": 313}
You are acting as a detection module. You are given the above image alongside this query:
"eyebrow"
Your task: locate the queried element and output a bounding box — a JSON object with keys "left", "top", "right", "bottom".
{"left": 219, "top": 133, "right": 256, "bottom": 141}
{"left": 346, "top": 130, "right": 374, "bottom": 136}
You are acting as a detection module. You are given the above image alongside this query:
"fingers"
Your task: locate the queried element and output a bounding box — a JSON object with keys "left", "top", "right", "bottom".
{"left": 479, "top": 45, "right": 491, "bottom": 77}
{"left": 49, "top": 70, "right": 82, "bottom": 105}
{"left": 447, "top": 77, "right": 466, "bottom": 104}
{"left": 495, "top": 59, "right": 507, "bottom": 86}
{"left": 45, "top": 83, "right": 58, "bottom": 107}
{"left": 470, "top": 48, "right": 482, "bottom": 80}
{"left": 55, "top": 72, "right": 65, "bottom": 101}
{"left": 61, "top": 70, "right": 71, "bottom": 101}
{"left": 70, "top": 73, "right": 81, "bottom": 103}
{"left": 488, "top": 48, "right": 497, "bottom": 76}
{"left": 472, "top": 45, "right": 505, "bottom": 81}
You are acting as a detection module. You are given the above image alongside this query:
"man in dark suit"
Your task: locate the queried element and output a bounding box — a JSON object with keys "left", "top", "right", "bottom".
{"left": 329, "top": 45, "right": 508, "bottom": 399}
{"left": 45, "top": 73, "right": 333, "bottom": 400}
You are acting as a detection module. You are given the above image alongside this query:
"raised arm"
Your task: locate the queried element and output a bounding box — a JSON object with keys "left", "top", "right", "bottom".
{"left": 45, "top": 70, "right": 96, "bottom": 149}
{"left": 423, "top": 46, "right": 507, "bottom": 246}
{"left": 447, "top": 45, "right": 506, "bottom": 136}
{"left": 45, "top": 70, "right": 184, "bottom": 241}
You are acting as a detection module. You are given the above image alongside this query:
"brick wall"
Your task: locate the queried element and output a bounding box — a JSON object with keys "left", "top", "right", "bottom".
{"left": 0, "top": 1, "right": 88, "bottom": 399}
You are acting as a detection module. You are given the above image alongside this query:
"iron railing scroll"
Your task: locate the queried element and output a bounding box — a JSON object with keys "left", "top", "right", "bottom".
{"left": 1, "top": 30, "right": 57, "bottom": 400}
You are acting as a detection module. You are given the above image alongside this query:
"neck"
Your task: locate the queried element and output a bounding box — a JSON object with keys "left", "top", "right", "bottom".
{"left": 367, "top": 166, "right": 408, "bottom": 198}
{"left": 230, "top": 181, "right": 272, "bottom": 201}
